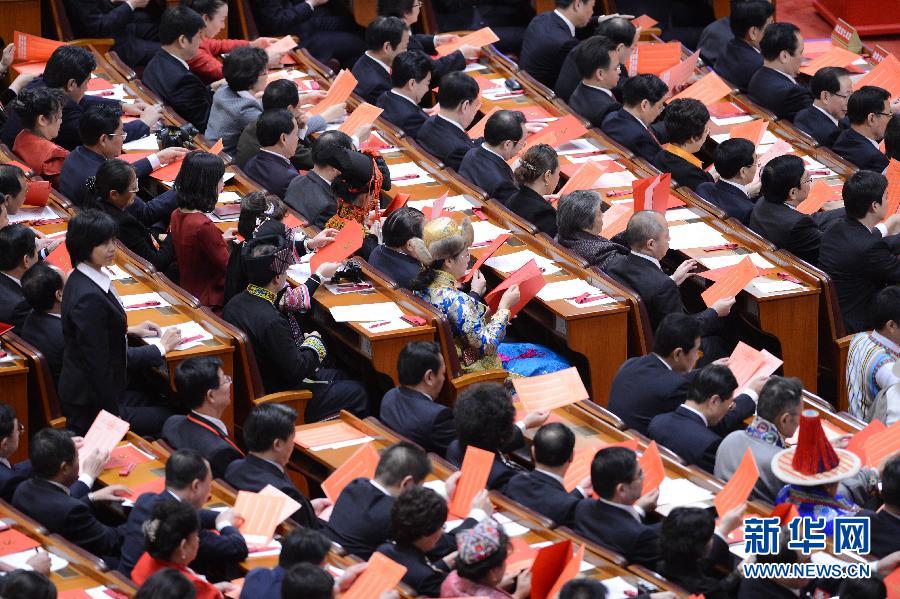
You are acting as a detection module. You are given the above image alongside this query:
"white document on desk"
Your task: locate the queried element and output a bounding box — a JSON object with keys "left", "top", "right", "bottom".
{"left": 750, "top": 277, "right": 804, "bottom": 294}
{"left": 8, "top": 206, "right": 59, "bottom": 223}
{"left": 471, "top": 220, "right": 512, "bottom": 246}
{"left": 667, "top": 222, "right": 729, "bottom": 250}
{"left": 407, "top": 195, "right": 473, "bottom": 212}
{"left": 655, "top": 477, "right": 715, "bottom": 514}
{"left": 144, "top": 321, "right": 214, "bottom": 351}
{"left": 122, "top": 135, "right": 160, "bottom": 151}
{"left": 388, "top": 162, "right": 435, "bottom": 186}
{"left": 698, "top": 253, "right": 775, "bottom": 270}
{"left": 537, "top": 278, "right": 599, "bottom": 301}
{"left": 329, "top": 302, "right": 404, "bottom": 322}
{"left": 485, "top": 250, "right": 560, "bottom": 275}
{"left": 596, "top": 170, "right": 638, "bottom": 188}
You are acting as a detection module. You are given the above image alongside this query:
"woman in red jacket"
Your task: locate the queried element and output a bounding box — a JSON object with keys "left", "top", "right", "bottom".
{"left": 185, "top": 0, "right": 285, "bottom": 86}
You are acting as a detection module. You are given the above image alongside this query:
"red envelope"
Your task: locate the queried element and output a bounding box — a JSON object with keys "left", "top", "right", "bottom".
{"left": 383, "top": 192, "right": 410, "bottom": 216}
{"left": 44, "top": 242, "right": 73, "bottom": 273}
{"left": 461, "top": 233, "right": 510, "bottom": 283}
{"left": 484, "top": 258, "right": 546, "bottom": 317}
{"left": 448, "top": 445, "right": 494, "bottom": 518}
{"left": 884, "top": 159, "right": 900, "bottom": 217}
{"left": 670, "top": 71, "right": 733, "bottom": 106}
{"left": 847, "top": 420, "right": 887, "bottom": 464}
{"left": 310, "top": 219, "right": 364, "bottom": 274}
{"left": 796, "top": 180, "right": 842, "bottom": 215}
{"left": 640, "top": 441, "right": 665, "bottom": 495}
{"left": 24, "top": 180, "right": 50, "bottom": 207}
{"left": 13, "top": 32, "right": 65, "bottom": 63}
{"left": 632, "top": 14, "right": 658, "bottom": 29}
{"left": 149, "top": 157, "right": 185, "bottom": 182}
{"left": 632, "top": 173, "right": 671, "bottom": 213}
{"left": 714, "top": 448, "right": 758, "bottom": 517}
{"left": 321, "top": 443, "right": 380, "bottom": 503}
{"left": 701, "top": 256, "right": 757, "bottom": 307}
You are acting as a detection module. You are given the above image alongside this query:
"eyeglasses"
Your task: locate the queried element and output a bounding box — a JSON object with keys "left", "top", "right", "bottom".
{"left": 876, "top": 112, "right": 892, "bottom": 118}
{"left": 107, "top": 132, "right": 128, "bottom": 138}
{"left": 412, "top": 1, "right": 423, "bottom": 6}
{"left": 219, "top": 374, "right": 233, "bottom": 386}
{"left": 16, "top": 423, "right": 24, "bottom": 433}
{"left": 127, "top": 186, "right": 140, "bottom": 194}
{"left": 832, "top": 92, "right": 850, "bottom": 99}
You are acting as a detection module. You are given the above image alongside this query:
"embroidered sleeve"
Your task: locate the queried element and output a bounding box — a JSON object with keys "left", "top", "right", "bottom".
{"left": 278, "top": 285, "right": 312, "bottom": 313}
{"left": 442, "top": 289, "right": 509, "bottom": 358}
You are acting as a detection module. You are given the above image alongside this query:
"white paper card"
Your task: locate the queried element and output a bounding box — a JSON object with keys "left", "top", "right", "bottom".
{"left": 664, "top": 208, "right": 698, "bottom": 222}
{"left": 667, "top": 222, "right": 729, "bottom": 249}
{"left": 407, "top": 195, "right": 474, "bottom": 212}
{"left": 329, "top": 302, "right": 404, "bottom": 322}
{"left": 750, "top": 277, "right": 803, "bottom": 294}
{"left": 287, "top": 262, "right": 311, "bottom": 284}
{"left": 218, "top": 191, "right": 241, "bottom": 203}
{"left": 122, "top": 136, "right": 160, "bottom": 151}
{"left": 602, "top": 577, "right": 640, "bottom": 599}
{"left": 536, "top": 278, "right": 599, "bottom": 301}
{"left": 423, "top": 479, "right": 448, "bottom": 499}
{"left": 596, "top": 170, "right": 638, "bottom": 188}
{"left": 361, "top": 319, "right": 413, "bottom": 333}
{"left": 471, "top": 220, "right": 512, "bottom": 246}
{"left": 656, "top": 477, "right": 715, "bottom": 509}
{"left": 485, "top": 250, "right": 560, "bottom": 275}
{"left": 711, "top": 115, "right": 754, "bottom": 126}
{"left": 388, "top": 162, "right": 434, "bottom": 186}
{"left": 8, "top": 206, "right": 59, "bottom": 223}
{"left": 121, "top": 291, "right": 170, "bottom": 311}
{"left": 554, "top": 139, "right": 595, "bottom": 155}
{"left": 103, "top": 264, "right": 132, "bottom": 280}
{"left": 0, "top": 549, "right": 68, "bottom": 572}
{"left": 145, "top": 321, "right": 214, "bottom": 351}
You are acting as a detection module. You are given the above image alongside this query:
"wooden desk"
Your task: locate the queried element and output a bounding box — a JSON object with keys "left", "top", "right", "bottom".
{"left": 0, "top": 341, "right": 29, "bottom": 463}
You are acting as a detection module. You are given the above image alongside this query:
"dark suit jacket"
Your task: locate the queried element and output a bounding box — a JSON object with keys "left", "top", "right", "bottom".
{"left": 647, "top": 399, "right": 755, "bottom": 472}
{"left": 555, "top": 42, "right": 628, "bottom": 103}
{"left": 654, "top": 149, "right": 713, "bottom": 192}
{"left": 118, "top": 491, "right": 247, "bottom": 578}
{"left": 283, "top": 171, "right": 336, "bottom": 228}
{"left": 407, "top": 34, "right": 465, "bottom": 82}
{"left": 161, "top": 413, "right": 243, "bottom": 479}
{"left": 738, "top": 578, "right": 809, "bottom": 599}
{"left": 858, "top": 509, "right": 900, "bottom": 558}
{"left": 376, "top": 90, "right": 427, "bottom": 139}
{"left": 376, "top": 541, "right": 449, "bottom": 597}
{"left": 0, "top": 461, "right": 32, "bottom": 503}
{"left": 713, "top": 38, "right": 762, "bottom": 92}
{"left": 96, "top": 200, "right": 173, "bottom": 271}
{"left": 240, "top": 565, "right": 286, "bottom": 599}
{"left": 818, "top": 217, "right": 900, "bottom": 333}
{"left": 0, "top": 274, "right": 30, "bottom": 329}
{"left": 251, "top": 0, "right": 313, "bottom": 36}
{"left": 831, "top": 127, "right": 891, "bottom": 173}
{"left": 234, "top": 120, "right": 315, "bottom": 172}
{"left": 573, "top": 498, "right": 661, "bottom": 567}
{"left": 504, "top": 470, "right": 583, "bottom": 526}
{"left": 141, "top": 50, "right": 212, "bottom": 131}
{"left": 568, "top": 83, "right": 621, "bottom": 128}
{"left": 504, "top": 186, "right": 558, "bottom": 237}
{"left": 458, "top": 145, "right": 518, "bottom": 203}
{"left": 243, "top": 150, "right": 299, "bottom": 199}
{"left": 12, "top": 478, "right": 122, "bottom": 560}
{"left": 749, "top": 199, "right": 842, "bottom": 265}
{"left": 519, "top": 12, "right": 578, "bottom": 88}
{"left": 792, "top": 105, "right": 844, "bottom": 147}
{"left": 607, "top": 353, "right": 692, "bottom": 435}
{"left": 323, "top": 478, "right": 397, "bottom": 559}
{"left": 63, "top": 0, "right": 160, "bottom": 67}
{"left": 746, "top": 66, "right": 813, "bottom": 121}
{"left": 602, "top": 109, "right": 663, "bottom": 164}
{"left": 417, "top": 115, "right": 478, "bottom": 172}
{"left": 696, "top": 179, "right": 754, "bottom": 224}
{"left": 605, "top": 252, "right": 717, "bottom": 333}
{"left": 224, "top": 454, "right": 318, "bottom": 528}
{"left": 60, "top": 146, "right": 152, "bottom": 208}
{"left": 368, "top": 246, "right": 420, "bottom": 290}
{"left": 659, "top": 535, "right": 736, "bottom": 598}
{"left": 352, "top": 54, "right": 393, "bottom": 105}
{"left": 379, "top": 386, "right": 456, "bottom": 456}
{"left": 18, "top": 311, "right": 63, "bottom": 385}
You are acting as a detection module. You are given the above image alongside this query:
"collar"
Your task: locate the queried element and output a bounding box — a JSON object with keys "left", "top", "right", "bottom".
{"left": 623, "top": 108, "right": 650, "bottom": 131}
{"left": 598, "top": 497, "right": 642, "bottom": 522}
{"left": 812, "top": 103, "right": 839, "bottom": 126}
{"left": 631, "top": 250, "right": 661, "bottom": 269}
{"left": 663, "top": 143, "right": 703, "bottom": 168}
{"left": 403, "top": 385, "right": 435, "bottom": 402}
{"left": 719, "top": 178, "right": 750, "bottom": 197}
{"left": 45, "top": 479, "right": 70, "bottom": 495}
{"left": 369, "top": 479, "right": 392, "bottom": 496}
{"left": 429, "top": 269, "right": 459, "bottom": 289}
{"left": 364, "top": 51, "right": 392, "bottom": 74}
{"left": 165, "top": 489, "right": 183, "bottom": 502}
{"left": 553, "top": 9, "right": 576, "bottom": 37}
{"left": 581, "top": 82, "right": 614, "bottom": 97}
{"left": 1, "top": 272, "right": 20, "bottom": 286}
{"left": 437, "top": 113, "right": 466, "bottom": 133}
{"left": 191, "top": 410, "right": 228, "bottom": 436}
{"left": 76, "top": 262, "right": 111, "bottom": 293}
{"left": 679, "top": 403, "right": 708, "bottom": 426}
{"left": 534, "top": 468, "right": 565, "bottom": 486}
{"left": 652, "top": 353, "right": 673, "bottom": 370}
{"left": 309, "top": 169, "right": 335, "bottom": 186}
{"left": 480, "top": 143, "right": 509, "bottom": 163}
{"left": 247, "top": 283, "right": 277, "bottom": 305}
{"left": 768, "top": 65, "right": 798, "bottom": 85}
{"left": 0, "top": 458, "right": 11, "bottom": 469}
{"left": 256, "top": 454, "right": 285, "bottom": 473}
{"left": 47, "top": 311, "right": 61, "bottom": 319}
{"left": 164, "top": 50, "right": 190, "bottom": 71}
{"left": 237, "top": 90, "right": 260, "bottom": 103}
{"left": 744, "top": 415, "right": 786, "bottom": 448}
{"left": 872, "top": 330, "right": 900, "bottom": 354}
{"left": 390, "top": 88, "right": 420, "bottom": 107}
{"left": 260, "top": 148, "right": 292, "bottom": 165}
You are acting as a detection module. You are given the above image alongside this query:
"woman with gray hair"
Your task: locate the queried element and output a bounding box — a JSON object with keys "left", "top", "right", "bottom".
{"left": 505, "top": 143, "right": 560, "bottom": 236}
{"left": 555, "top": 190, "right": 628, "bottom": 271}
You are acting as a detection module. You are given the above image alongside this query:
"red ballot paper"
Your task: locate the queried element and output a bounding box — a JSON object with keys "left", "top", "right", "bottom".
{"left": 24, "top": 180, "right": 50, "bottom": 207}
{"left": 660, "top": 50, "right": 700, "bottom": 90}
{"left": 0, "top": 529, "right": 41, "bottom": 557}
{"left": 338, "top": 102, "right": 384, "bottom": 137}
{"left": 321, "top": 443, "right": 380, "bottom": 503}
{"left": 640, "top": 441, "right": 665, "bottom": 495}
{"left": 267, "top": 35, "right": 298, "bottom": 55}
{"left": 462, "top": 233, "right": 510, "bottom": 283}
{"left": 294, "top": 421, "right": 368, "bottom": 449}
{"left": 234, "top": 490, "right": 287, "bottom": 545}
{"left": 424, "top": 192, "right": 449, "bottom": 220}
{"left": 669, "top": 71, "right": 733, "bottom": 106}
{"left": 79, "top": 410, "right": 130, "bottom": 468}
{"left": 600, "top": 203, "right": 634, "bottom": 238}
{"left": 342, "top": 552, "right": 408, "bottom": 599}
{"left": 697, "top": 263, "right": 770, "bottom": 283}
{"left": 126, "top": 476, "right": 166, "bottom": 498}
{"left": 634, "top": 42, "right": 682, "bottom": 75}
{"left": 757, "top": 140, "right": 794, "bottom": 171}
{"left": 519, "top": 105, "right": 554, "bottom": 122}
{"left": 506, "top": 537, "right": 539, "bottom": 573}
{"left": 282, "top": 212, "right": 305, "bottom": 229}
{"left": 87, "top": 77, "right": 114, "bottom": 92}
{"left": 856, "top": 53, "right": 900, "bottom": 98}
{"left": 448, "top": 445, "right": 494, "bottom": 518}
{"left": 150, "top": 157, "right": 185, "bottom": 182}
{"left": 632, "top": 14, "right": 658, "bottom": 29}
{"left": 727, "top": 342, "right": 783, "bottom": 392}
{"left": 467, "top": 106, "right": 501, "bottom": 139}
{"left": 512, "top": 367, "right": 589, "bottom": 413}
{"left": 308, "top": 69, "right": 358, "bottom": 116}
{"left": 884, "top": 566, "right": 900, "bottom": 599}
{"left": 11, "top": 61, "right": 46, "bottom": 77}
{"left": 563, "top": 446, "right": 597, "bottom": 492}
{"left": 631, "top": 173, "right": 671, "bottom": 213}
{"left": 0, "top": 322, "right": 13, "bottom": 336}
{"left": 44, "top": 242, "right": 73, "bottom": 273}
{"left": 799, "top": 45, "right": 861, "bottom": 76}
{"left": 769, "top": 502, "right": 800, "bottom": 526}
{"left": 484, "top": 259, "right": 546, "bottom": 317}
{"left": 118, "top": 151, "right": 154, "bottom": 164}
{"left": 531, "top": 541, "right": 572, "bottom": 599}
{"left": 729, "top": 119, "right": 768, "bottom": 146}
{"left": 701, "top": 256, "right": 757, "bottom": 307}
{"left": 105, "top": 443, "right": 153, "bottom": 470}
{"left": 546, "top": 544, "right": 584, "bottom": 599}
{"left": 524, "top": 114, "right": 587, "bottom": 150}
{"left": 14, "top": 32, "right": 65, "bottom": 63}
{"left": 708, "top": 101, "right": 747, "bottom": 119}
{"left": 435, "top": 27, "right": 500, "bottom": 56}
{"left": 846, "top": 420, "right": 887, "bottom": 464}
{"left": 714, "top": 448, "right": 759, "bottom": 517}
{"left": 558, "top": 161, "right": 609, "bottom": 196}
{"left": 863, "top": 421, "right": 900, "bottom": 468}
{"left": 884, "top": 159, "right": 900, "bottom": 217}
{"left": 310, "top": 219, "right": 364, "bottom": 274}
{"left": 796, "top": 180, "right": 842, "bottom": 214}
{"left": 383, "top": 192, "right": 410, "bottom": 216}
{"left": 209, "top": 139, "right": 224, "bottom": 155}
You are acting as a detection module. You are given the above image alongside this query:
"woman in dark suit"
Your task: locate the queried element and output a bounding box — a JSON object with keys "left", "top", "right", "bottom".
{"left": 504, "top": 144, "right": 559, "bottom": 237}
{"left": 555, "top": 189, "right": 629, "bottom": 271}
{"left": 86, "top": 159, "right": 173, "bottom": 272}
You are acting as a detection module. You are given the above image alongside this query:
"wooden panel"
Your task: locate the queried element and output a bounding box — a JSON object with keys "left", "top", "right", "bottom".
{"left": 0, "top": 0, "right": 40, "bottom": 51}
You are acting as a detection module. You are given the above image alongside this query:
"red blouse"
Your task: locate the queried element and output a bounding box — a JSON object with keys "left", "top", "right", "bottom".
{"left": 188, "top": 38, "right": 250, "bottom": 85}
{"left": 12, "top": 129, "right": 69, "bottom": 190}
{"left": 169, "top": 210, "right": 229, "bottom": 312}
{"left": 131, "top": 553, "right": 222, "bottom": 599}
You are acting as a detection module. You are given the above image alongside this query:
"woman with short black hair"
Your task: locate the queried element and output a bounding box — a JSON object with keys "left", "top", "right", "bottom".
{"left": 368, "top": 206, "right": 425, "bottom": 289}
{"left": 11, "top": 87, "right": 68, "bottom": 188}
{"left": 505, "top": 143, "right": 560, "bottom": 236}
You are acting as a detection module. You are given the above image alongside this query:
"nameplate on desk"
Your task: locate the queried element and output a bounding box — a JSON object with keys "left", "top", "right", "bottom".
{"left": 554, "top": 316, "right": 567, "bottom": 337}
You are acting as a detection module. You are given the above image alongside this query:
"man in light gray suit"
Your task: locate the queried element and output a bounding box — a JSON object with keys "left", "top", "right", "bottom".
{"left": 205, "top": 47, "right": 268, "bottom": 155}
{"left": 283, "top": 130, "right": 355, "bottom": 228}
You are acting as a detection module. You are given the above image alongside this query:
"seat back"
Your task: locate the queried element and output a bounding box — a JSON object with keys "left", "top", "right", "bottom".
{"left": 104, "top": 51, "right": 136, "bottom": 81}
{"left": 4, "top": 333, "right": 65, "bottom": 431}
{"left": 46, "top": 0, "right": 75, "bottom": 41}
{"left": 232, "top": 0, "right": 260, "bottom": 40}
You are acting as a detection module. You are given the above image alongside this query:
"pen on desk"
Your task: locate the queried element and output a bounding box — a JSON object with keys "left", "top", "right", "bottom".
{"left": 807, "top": 169, "right": 830, "bottom": 176}
{"left": 703, "top": 243, "right": 739, "bottom": 251}
{"left": 485, "top": 90, "right": 525, "bottom": 99}
{"left": 605, "top": 190, "right": 631, "bottom": 198}
{"left": 178, "top": 334, "right": 204, "bottom": 345}
{"left": 368, "top": 320, "right": 392, "bottom": 329}
{"left": 392, "top": 174, "right": 420, "bottom": 181}
{"left": 777, "top": 272, "right": 803, "bottom": 284}
{"left": 124, "top": 301, "right": 161, "bottom": 309}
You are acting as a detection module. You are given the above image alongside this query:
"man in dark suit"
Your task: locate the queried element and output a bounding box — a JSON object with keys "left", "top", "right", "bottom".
{"left": 648, "top": 364, "right": 760, "bottom": 473}
{"left": 63, "top": 0, "right": 162, "bottom": 68}
{"left": 118, "top": 449, "right": 247, "bottom": 580}
{"left": 696, "top": 138, "right": 758, "bottom": 224}
{"left": 19, "top": 263, "right": 66, "bottom": 384}
{"left": 793, "top": 67, "right": 851, "bottom": 147}
{"left": 746, "top": 22, "right": 812, "bottom": 121}
{"left": 240, "top": 528, "right": 333, "bottom": 599}
{"left": 458, "top": 109, "right": 523, "bottom": 203}
{"left": 141, "top": 6, "right": 212, "bottom": 131}
{"left": 655, "top": 98, "right": 713, "bottom": 192}
{"left": 376, "top": 52, "right": 432, "bottom": 140}
{"left": 572, "top": 446, "right": 661, "bottom": 567}
{"left": 283, "top": 130, "right": 354, "bottom": 227}
{"left": 831, "top": 86, "right": 894, "bottom": 173}
{"left": 163, "top": 357, "right": 244, "bottom": 479}
{"left": 225, "top": 404, "right": 326, "bottom": 529}
{"left": 243, "top": 109, "right": 301, "bottom": 199}
{"left": 749, "top": 154, "right": 842, "bottom": 265}
{"left": 0, "top": 224, "right": 38, "bottom": 330}
{"left": 417, "top": 72, "right": 482, "bottom": 172}
{"left": 505, "top": 423, "right": 588, "bottom": 526}
{"left": 567, "top": 36, "right": 622, "bottom": 127}
{"left": 859, "top": 455, "right": 900, "bottom": 558}
{"left": 0, "top": 164, "right": 28, "bottom": 227}
{"left": 555, "top": 17, "right": 637, "bottom": 103}
{"left": 601, "top": 74, "right": 669, "bottom": 164}
{"left": 379, "top": 342, "right": 455, "bottom": 457}
{"left": 819, "top": 170, "right": 900, "bottom": 333}
{"left": 351, "top": 16, "right": 410, "bottom": 105}
{"left": 12, "top": 429, "right": 127, "bottom": 563}
{"left": 607, "top": 313, "right": 702, "bottom": 434}
{"left": 519, "top": 0, "right": 595, "bottom": 89}
{"left": 0, "top": 405, "right": 32, "bottom": 503}
{"left": 605, "top": 211, "right": 732, "bottom": 335}
{"left": 712, "top": 0, "right": 772, "bottom": 92}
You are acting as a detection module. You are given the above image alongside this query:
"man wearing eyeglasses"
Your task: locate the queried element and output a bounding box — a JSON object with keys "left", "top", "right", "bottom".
{"left": 793, "top": 66, "right": 852, "bottom": 148}
{"left": 832, "top": 85, "right": 896, "bottom": 174}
